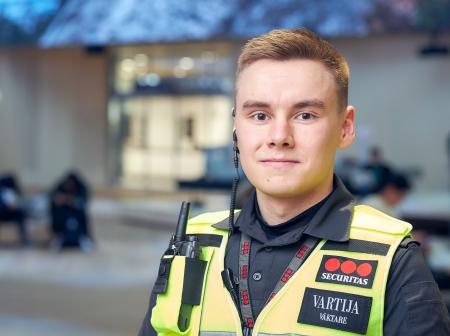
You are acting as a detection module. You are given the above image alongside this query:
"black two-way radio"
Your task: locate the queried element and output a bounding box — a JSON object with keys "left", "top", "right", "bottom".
{"left": 170, "top": 201, "right": 200, "bottom": 259}
{"left": 168, "top": 201, "right": 205, "bottom": 332}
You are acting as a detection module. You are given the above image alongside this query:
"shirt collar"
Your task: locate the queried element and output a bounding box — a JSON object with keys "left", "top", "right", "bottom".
{"left": 213, "top": 175, "right": 355, "bottom": 243}
{"left": 302, "top": 176, "right": 355, "bottom": 242}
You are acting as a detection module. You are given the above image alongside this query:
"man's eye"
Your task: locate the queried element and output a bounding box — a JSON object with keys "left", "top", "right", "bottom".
{"left": 252, "top": 112, "right": 268, "bottom": 121}
{"left": 297, "top": 112, "right": 315, "bottom": 120}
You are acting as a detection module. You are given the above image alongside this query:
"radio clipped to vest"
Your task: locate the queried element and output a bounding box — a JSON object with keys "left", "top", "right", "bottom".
{"left": 152, "top": 201, "right": 207, "bottom": 334}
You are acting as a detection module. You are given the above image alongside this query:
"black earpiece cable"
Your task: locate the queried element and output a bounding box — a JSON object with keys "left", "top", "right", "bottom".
{"left": 229, "top": 108, "right": 240, "bottom": 230}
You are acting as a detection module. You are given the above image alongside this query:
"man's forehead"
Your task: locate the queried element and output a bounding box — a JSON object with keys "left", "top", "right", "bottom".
{"left": 235, "top": 59, "right": 338, "bottom": 106}
{"left": 237, "top": 58, "right": 331, "bottom": 80}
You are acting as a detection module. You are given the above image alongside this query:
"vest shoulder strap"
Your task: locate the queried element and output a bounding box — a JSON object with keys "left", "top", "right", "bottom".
{"left": 186, "top": 210, "right": 237, "bottom": 235}
{"left": 189, "top": 210, "right": 231, "bottom": 225}
{"left": 352, "top": 204, "right": 412, "bottom": 236}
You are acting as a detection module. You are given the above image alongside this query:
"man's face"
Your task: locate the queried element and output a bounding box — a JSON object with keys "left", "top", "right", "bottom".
{"left": 235, "top": 59, "right": 355, "bottom": 199}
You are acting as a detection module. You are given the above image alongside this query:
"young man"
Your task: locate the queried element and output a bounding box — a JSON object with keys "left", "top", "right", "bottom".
{"left": 139, "top": 28, "right": 450, "bottom": 336}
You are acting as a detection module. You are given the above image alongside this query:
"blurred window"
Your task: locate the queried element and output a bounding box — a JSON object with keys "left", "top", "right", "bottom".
{"left": 108, "top": 42, "right": 235, "bottom": 190}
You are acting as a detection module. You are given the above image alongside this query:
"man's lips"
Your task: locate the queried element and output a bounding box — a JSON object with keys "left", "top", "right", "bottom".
{"left": 259, "top": 159, "right": 300, "bottom": 167}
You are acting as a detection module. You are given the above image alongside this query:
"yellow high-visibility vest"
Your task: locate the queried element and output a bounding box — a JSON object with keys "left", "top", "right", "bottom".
{"left": 151, "top": 205, "right": 412, "bottom": 336}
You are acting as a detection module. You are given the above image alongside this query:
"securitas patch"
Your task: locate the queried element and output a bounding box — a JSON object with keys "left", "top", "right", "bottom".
{"left": 298, "top": 288, "right": 372, "bottom": 335}
{"left": 315, "top": 255, "right": 378, "bottom": 289}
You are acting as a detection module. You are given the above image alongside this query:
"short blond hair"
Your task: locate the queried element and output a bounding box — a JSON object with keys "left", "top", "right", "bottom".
{"left": 237, "top": 28, "right": 349, "bottom": 110}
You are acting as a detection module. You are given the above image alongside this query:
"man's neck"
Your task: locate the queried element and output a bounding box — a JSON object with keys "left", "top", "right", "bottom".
{"left": 256, "top": 179, "right": 333, "bottom": 226}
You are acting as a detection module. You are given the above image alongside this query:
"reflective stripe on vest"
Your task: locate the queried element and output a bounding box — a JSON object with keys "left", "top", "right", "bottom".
{"left": 151, "top": 205, "right": 412, "bottom": 336}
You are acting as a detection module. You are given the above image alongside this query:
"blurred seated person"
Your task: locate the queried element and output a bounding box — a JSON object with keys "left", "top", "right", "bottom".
{"left": 0, "top": 173, "right": 29, "bottom": 246}
{"left": 362, "top": 146, "right": 393, "bottom": 195}
{"left": 335, "top": 156, "right": 366, "bottom": 196}
{"left": 49, "top": 171, "right": 93, "bottom": 251}
{"left": 360, "top": 172, "right": 411, "bottom": 217}
{"left": 336, "top": 149, "right": 394, "bottom": 198}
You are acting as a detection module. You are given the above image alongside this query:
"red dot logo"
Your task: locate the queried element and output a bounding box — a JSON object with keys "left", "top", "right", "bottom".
{"left": 341, "top": 260, "right": 357, "bottom": 274}
{"left": 357, "top": 263, "right": 373, "bottom": 277}
{"left": 324, "top": 258, "right": 341, "bottom": 272}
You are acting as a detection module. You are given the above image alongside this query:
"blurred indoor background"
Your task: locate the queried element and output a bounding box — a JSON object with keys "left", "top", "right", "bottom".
{"left": 0, "top": 0, "right": 449, "bottom": 335}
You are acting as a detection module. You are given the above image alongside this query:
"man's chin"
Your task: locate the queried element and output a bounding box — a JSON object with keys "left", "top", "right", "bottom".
{"left": 255, "top": 185, "right": 306, "bottom": 199}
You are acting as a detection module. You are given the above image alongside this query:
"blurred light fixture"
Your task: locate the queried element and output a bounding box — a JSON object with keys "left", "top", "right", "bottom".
{"left": 145, "top": 73, "right": 161, "bottom": 86}
{"left": 120, "top": 58, "right": 136, "bottom": 73}
{"left": 179, "top": 57, "right": 194, "bottom": 70}
{"left": 0, "top": 89, "right": 3, "bottom": 103}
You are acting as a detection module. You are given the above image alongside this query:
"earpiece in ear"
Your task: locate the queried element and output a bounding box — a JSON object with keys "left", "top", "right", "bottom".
{"left": 232, "top": 130, "right": 239, "bottom": 152}
{"left": 231, "top": 107, "right": 236, "bottom": 118}
{"left": 232, "top": 129, "right": 239, "bottom": 163}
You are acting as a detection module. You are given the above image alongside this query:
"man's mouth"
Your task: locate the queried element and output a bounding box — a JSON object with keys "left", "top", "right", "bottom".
{"left": 260, "top": 159, "right": 300, "bottom": 167}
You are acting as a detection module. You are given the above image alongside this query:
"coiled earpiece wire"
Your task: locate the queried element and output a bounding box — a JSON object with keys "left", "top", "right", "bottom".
{"left": 229, "top": 107, "right": 240, "bottom": 231}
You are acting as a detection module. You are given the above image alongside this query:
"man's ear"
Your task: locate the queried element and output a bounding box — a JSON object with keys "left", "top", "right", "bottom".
{"left": 338, "top": 105, "right": 356, "bottom": 149}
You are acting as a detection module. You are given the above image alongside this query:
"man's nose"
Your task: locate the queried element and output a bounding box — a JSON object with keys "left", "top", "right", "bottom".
{"left": 267, "top": 118, "right": 294, "bottom": 148}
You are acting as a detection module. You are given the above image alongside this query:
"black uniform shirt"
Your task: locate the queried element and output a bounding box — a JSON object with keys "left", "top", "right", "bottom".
{"left": 138, "top": 177, "right": 450, "bottom": 336}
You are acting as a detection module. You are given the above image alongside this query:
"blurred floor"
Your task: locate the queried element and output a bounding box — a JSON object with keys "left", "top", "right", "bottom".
{"left": 0, "top": 193, "right": 229, "bottom": 336}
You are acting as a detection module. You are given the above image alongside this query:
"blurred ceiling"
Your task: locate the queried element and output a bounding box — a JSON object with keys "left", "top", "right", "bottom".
{"left": 1, "top": 0, "right": 449, "bottom": 48}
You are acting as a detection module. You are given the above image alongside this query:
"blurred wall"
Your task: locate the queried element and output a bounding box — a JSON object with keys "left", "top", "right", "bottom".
{"left": 335, "top": 33, "right": 450, "bottom": 191}
{"left": 0, "top": 47, "right": 107, "bottom": 188}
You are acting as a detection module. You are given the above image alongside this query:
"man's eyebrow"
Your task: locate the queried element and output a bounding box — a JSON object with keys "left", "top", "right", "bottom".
{"left": 241, "top": 99, "right": 326, "bottom": 110}
{"left": 242, "top": 100, "right": 271, "bottom": 109}
{"left": 293, "top": 99, "right": 326, "bottom": 110}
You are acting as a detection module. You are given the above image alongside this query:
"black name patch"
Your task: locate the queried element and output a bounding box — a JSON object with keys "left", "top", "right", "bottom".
{"left": 315, "top": 255, "right": 378, "bottom": 289}
{"left": 298, "top": 288, "right": 372, "bottom": 335}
